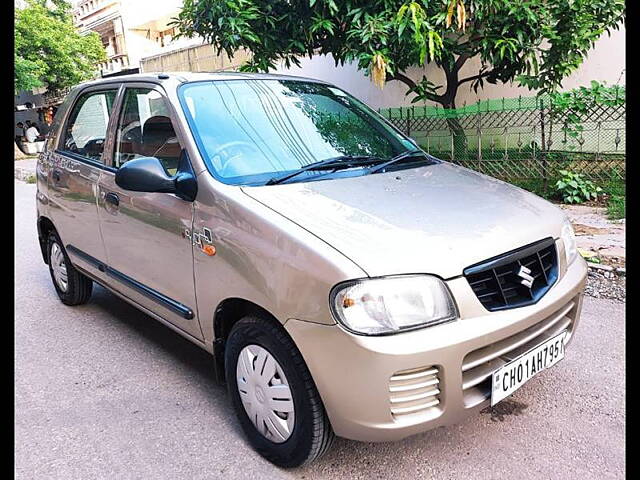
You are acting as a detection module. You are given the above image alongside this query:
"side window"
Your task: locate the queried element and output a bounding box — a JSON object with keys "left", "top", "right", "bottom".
{"left": 114, "top": 88, "right": 182, "bottom": 175}
{"left": 61, "top": 90, "right": 117, "bottom": 162}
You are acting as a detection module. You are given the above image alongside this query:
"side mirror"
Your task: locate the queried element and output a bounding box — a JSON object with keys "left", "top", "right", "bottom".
{"left": 115, "top": 153, "right": 197, "bottom": 202}
{"left": 115, "top": 156, "right": 176, "bottom": 194}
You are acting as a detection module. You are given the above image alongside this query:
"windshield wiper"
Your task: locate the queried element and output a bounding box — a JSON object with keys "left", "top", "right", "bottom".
{"left": 367, "top": 149, "right": 427, "bottom": 175}
{"left": 266, "top": 155, "right": 385, "bottom": 185}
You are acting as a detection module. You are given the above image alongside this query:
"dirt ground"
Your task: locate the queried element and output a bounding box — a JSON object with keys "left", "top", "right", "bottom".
{"left": 560, "top": 204, "right": 625, "bottom": 267}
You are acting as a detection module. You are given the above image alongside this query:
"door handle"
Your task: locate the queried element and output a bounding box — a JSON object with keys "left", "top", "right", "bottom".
{"left": 52, "top": 169, "right": 61, "bottom": 182}
{"left": 105, "top": 192, "right": 120, "bottom": 207}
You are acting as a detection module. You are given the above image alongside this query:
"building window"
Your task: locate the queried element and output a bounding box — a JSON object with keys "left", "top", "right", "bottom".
{"left": 157, "top": 27, "right": 176, "bottom": 47}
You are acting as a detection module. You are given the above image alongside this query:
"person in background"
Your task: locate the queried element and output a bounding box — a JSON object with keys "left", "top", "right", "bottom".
{"left": 16, "top": 122, "right": 26, "bottom": 137}
{"left": 26, "top": 120, "right": 40, "bottom": 133}
{"left": 24, "top": 121, "right": 40, "bottom": 143}
{"left": 15, "top": 122, "right": 27, "bottom": 145}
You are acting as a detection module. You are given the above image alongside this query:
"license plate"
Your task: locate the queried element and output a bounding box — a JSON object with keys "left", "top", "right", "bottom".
{"left": 491, "top": 331, "right": 567, "bottom": 406}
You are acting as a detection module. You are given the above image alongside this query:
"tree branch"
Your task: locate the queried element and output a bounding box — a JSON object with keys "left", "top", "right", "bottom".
{"left": 454, "top": 53, "right": 470, "bottom": 72}
{"left": 388, "top": 72, "right": 447, "bottom": 104}
{"left": 458, "top": 70, "right": 492, "bottom": 86}
{"left": 457, "top": 34, "right": 484, "bottom": 51}
{"left": 387, "top": 72, "right": 417, "bottom": 90}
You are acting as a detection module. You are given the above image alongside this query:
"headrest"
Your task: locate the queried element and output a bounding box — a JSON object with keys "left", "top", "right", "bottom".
{"left": 142, "top": 116, "right": 174, "bottom": 143}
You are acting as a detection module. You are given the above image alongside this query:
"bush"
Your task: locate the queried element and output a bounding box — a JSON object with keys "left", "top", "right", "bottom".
{"left": 549, "top": 81, "right": 625, "bottom": 140}
{"left": 554, "top": 169, "right": 602, "bottom": 204}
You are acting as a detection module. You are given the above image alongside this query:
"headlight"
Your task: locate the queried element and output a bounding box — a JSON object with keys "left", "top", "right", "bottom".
{"left": 560, "top": 217, "right": 577, "bottom": 266}
{"left": 330, "top": 275, "right": 458, "bottom": 336}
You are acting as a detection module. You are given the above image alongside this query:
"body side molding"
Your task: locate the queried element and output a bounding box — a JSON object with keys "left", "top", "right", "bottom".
{"left": 66, "top": 245, "right": 194, "bottom": 320}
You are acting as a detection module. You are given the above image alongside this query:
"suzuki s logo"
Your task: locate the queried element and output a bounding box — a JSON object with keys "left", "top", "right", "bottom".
{"left": 517, "top": 265, "right": 535, "bottom": 289}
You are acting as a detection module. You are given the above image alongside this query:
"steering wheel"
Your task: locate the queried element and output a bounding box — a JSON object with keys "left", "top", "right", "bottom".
{"left": 211, "top": 141, "right": 262, "bottom": 177}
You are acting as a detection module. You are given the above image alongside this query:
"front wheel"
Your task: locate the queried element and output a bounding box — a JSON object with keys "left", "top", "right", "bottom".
{"left": 225, "top": 315, "right": 334, "bottom": 468}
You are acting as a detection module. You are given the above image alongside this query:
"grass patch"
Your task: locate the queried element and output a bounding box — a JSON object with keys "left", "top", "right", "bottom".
{"left": 601, "top": 171, "right": 625, "bottom": 220}
{"left": 508, "top": 178, "right": 554, "bottom": 200}
{"left": 606, "top": 194, "right": 625, "bottom": 220}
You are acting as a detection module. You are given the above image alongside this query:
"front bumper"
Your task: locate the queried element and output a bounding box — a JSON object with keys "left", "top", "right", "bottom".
{"left": 285, "top": 255, "right": 587, "bottom": 442}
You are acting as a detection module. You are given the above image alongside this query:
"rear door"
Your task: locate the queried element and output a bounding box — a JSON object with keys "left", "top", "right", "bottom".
{"left": 96, "top": 83, "right": 203, "bottom": 340}
{"left": 49, "top": 86, "right": 120, "bottom": 281}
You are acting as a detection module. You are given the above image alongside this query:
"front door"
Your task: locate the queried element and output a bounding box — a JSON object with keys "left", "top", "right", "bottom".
{"left": 49, "top": 87, "right": 119, "bottom": 282}
{"left": 97, "top": 84, "right": 203, "bottom": 340}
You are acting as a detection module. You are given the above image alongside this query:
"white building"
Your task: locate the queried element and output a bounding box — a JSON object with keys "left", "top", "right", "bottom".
{"left": 72, "top": 0, "right": 204, "bottom": 76}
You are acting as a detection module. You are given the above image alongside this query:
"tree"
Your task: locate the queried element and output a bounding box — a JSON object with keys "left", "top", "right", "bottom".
{"left": 14, "top": 0, "right": 106, "bottom": 94}
{"left": 172, "top": 0, "right": 625, "bottom": 154}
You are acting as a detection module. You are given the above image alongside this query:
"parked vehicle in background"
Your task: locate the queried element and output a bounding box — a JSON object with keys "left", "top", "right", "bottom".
{"left": 36, "top": 73, "right": 587, "bottom": 467}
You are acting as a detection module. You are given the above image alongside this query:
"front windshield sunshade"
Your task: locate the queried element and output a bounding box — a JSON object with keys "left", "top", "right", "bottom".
{"left": 178, "top": 79, "right": 420, "bottom": 185}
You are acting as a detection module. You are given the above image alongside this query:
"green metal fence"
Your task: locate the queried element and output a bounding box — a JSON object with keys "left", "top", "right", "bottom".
{"left": 379, "top": 93, "right": 625, "bottom": 187}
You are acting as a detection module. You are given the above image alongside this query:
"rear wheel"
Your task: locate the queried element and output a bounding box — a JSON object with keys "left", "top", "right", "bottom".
{"left": 225, "top": 315, "right": 334, "bottom": 468}
{"left": 47, "top": 231, "right": 93, "bottom": 305}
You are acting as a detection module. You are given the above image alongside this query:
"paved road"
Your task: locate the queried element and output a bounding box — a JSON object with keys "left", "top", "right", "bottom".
{"left": 14, "top": 158, "right": 37, "bottom": 181}
{"left": 15, "top": 181, "right": 625, "bottom": 479}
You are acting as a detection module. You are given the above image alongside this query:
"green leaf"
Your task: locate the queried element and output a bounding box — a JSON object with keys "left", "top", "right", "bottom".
{"left": 428, "top": 31, "right": 435, "bottom": 62}
{"left": 397, "top": 4, "right": 408, "bottom": 21}
{"left": 15, "top": 2, "right": 106, "bottom": 92}
{"left": 166, "top": 0, "right": 626, "bottom": 109}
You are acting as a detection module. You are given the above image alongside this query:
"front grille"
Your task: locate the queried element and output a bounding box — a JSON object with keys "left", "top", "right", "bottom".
{"left": 389, "top": 366, "right": 441, "bottom": 418}
{"left": 464, "top": 238, "right": 558, "bottom": 311}
{"left": 461, "top": 297, "right": 579, "bottom": 408}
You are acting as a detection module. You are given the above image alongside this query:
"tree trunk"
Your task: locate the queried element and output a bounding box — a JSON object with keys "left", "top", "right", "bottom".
{"left": 442, "top": 102, "right": 467, "bottom": 160}
{"left": 389, "top": 69, "right": 468, "bottom": 159}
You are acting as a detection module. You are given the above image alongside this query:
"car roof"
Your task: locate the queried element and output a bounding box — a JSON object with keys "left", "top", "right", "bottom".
{"left": 74, "top": 71, "right": 329, "bottom": 89}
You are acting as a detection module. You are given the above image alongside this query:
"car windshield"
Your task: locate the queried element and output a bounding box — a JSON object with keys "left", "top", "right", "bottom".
{"left": 178, "top": 79, "right": 418, "bottom": 185}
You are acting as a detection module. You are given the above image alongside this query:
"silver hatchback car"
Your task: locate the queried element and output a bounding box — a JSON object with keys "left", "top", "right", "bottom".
{"left": 37, "top": 72, "right": 587, "bottom": 467}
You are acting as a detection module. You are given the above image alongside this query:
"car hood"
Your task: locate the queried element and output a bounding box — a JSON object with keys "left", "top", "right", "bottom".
{"left": 241, "top": 162, "right": 566, "bottom": 279}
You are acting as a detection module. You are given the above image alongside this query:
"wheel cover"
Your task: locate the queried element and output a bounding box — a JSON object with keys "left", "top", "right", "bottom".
{"left": 50, "top": 242, "right": 69, "bottom": 293}
{"left": 236, "top": 344, "right": 295, "bottom": 443}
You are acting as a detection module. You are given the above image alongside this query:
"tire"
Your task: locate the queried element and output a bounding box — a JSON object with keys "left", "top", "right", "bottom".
{"left": 225, "top": 315, "right": 334, "bottom": 468}
{"left": 47, "top": 231, "right": 93, "bottom": 306}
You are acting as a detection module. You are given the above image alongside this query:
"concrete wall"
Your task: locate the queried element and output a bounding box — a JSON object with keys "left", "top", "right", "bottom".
{"left": 273, "top": 27, "right": 625, "bottom": 110}
{"left": 140, "top": 43, "right": 250, "bottom": 73}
